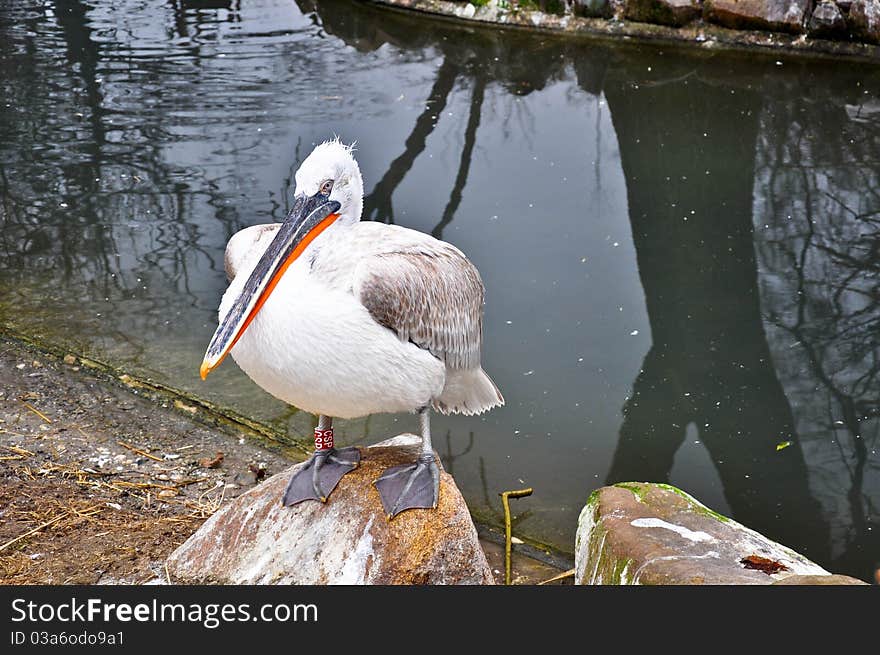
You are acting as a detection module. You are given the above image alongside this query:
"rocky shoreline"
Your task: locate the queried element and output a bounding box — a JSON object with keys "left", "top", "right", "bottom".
{"left": 1, "top": 335, "right": 869, "bottom": 585}
{"left": 364, "top": 0, "right": 880, "bottom": 60}
{"left": 0, "top": 333, "right": 568, "bottom": 585}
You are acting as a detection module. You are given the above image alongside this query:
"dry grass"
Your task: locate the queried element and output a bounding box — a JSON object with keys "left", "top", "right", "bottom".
{"left": 0, "top": 427, "right": 237, "bottom": 584}
{"left": 0, "top": 474, "right": 206, "bottom": 584}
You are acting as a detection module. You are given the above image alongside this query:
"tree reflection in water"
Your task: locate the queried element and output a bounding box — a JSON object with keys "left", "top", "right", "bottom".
{"left": 753, "top": 76, "right": 880, "bottom": 576}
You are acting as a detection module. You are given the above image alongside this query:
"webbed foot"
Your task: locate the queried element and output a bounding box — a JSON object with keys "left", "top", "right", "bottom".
{"left": 374, "top": 453, "right": 440, "bottom": 519}
{"left": 282, "top": 447, "right": 360, "bottom": 506}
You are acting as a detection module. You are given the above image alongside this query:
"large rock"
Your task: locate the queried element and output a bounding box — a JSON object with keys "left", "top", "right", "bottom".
{"left": 809, "top": 1, "right": 848, "bottom": 38}
{"left": 166, "top": 435, "right": 494, "bottom": 584}
{"left": 624, "top": 0, "right": 701, "bottom": 26}
{"left": 575, "top": 483, "right": 867, "bottom": 585}
{"left": 849, "top": 0, "right": 880, "bottom": 43}
{"left": 704, "top": 0, "right": 812, "bottom": 33}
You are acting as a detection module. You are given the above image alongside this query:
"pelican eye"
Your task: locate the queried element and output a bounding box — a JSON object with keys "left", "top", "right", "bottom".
{"left": 319, "top": 180, "right": 334, "bottom": 196}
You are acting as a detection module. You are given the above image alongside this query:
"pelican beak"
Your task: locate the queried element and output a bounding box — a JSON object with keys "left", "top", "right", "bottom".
{"left": 199, "top": 193, "right": 341, "bottom": 380}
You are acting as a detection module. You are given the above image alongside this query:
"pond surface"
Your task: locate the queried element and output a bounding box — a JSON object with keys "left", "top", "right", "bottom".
{"left": 2, "top": 0, "right": 879, "bottom": 580}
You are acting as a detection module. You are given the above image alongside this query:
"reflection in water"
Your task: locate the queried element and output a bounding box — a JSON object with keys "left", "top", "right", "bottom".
{"left": 1, "top": 0, "right": 878, "bottom": 579}
{"left": 601, "top": 61, "right": 828, "bottom": 564}
{"left": 754, "top": 78, "right": 880, "bottom": 576}
{"left": 433, "top": 76, "right": 486, "bottom": 240}
{"left": 362, "top": 57, "right": 459, "bottom": 224}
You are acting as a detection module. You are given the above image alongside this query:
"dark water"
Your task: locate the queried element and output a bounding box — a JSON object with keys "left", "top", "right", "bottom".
{"left": 1, "top": 0, "right": 878, "bottom": 580}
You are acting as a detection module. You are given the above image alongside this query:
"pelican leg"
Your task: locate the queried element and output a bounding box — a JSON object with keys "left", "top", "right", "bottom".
{"left": 374, "top": 407, "right": 440, "bottom": 519}
{"left": 282, "top": 416, "right": 360, "bottom": 506}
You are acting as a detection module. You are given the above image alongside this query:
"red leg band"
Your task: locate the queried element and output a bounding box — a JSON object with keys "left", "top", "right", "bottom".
{"left": 314, "top": 427, "right": 334, "bottom": 451}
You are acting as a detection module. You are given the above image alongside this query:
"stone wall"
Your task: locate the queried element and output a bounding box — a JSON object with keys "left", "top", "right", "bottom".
{"left": 365, "top": 0, "right": 880, "bottom": 59}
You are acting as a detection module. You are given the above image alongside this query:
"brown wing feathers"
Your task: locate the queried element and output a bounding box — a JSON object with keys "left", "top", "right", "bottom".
{"left": 356, "top": 248, "right": 484, "bottom": 371}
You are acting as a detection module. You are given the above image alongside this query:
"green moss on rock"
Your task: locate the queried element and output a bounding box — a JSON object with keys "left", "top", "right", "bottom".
{"left": 653, "top": 483, "right": 732, "bottom": 523}
{"left": 613, "top": 481, "right": 649, "bottom": 501}
{"left": 576, "top": 491, "right": 636, "bottom": 584}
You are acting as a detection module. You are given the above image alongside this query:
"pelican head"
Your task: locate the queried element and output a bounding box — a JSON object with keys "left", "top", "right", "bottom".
{"left": 199, "top": 138, "right": 362, "bottom": 379}
{"left": 294, "top": 138, "right": 363, "bottom": 225}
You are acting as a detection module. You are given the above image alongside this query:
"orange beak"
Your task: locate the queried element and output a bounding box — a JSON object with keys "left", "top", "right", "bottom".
{"left": 200, "top": 193, "right": 341, "bottom": 380}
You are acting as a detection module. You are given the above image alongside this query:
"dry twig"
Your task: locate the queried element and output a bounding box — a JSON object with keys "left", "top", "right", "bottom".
{"left": 537, "top": 568, "right": 575, "bottom": 585}
{"left": 0, "top": 505, "right": 101, "bottom": 552}
{"left": 116, "top": 441, "right": 164, "bottom": 462}
{"left": 20, "top": 401, "right": 51, "bottom": 423}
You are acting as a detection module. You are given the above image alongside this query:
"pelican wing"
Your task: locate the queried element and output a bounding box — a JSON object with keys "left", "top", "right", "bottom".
{"left": 224, "top": 223, "right": 282, "bottom": 282}
{"left": 354, "top": 244, "right": 484, "bottom": 371}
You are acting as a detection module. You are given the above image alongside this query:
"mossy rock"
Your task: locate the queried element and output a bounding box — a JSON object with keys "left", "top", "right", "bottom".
{"left": 574, "top": 482, "right": 849, "bottom": 585}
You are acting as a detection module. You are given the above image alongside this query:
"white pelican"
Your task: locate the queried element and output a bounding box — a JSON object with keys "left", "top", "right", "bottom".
{"left": 200, "top": 139, "right": 504, "bottom": 518}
